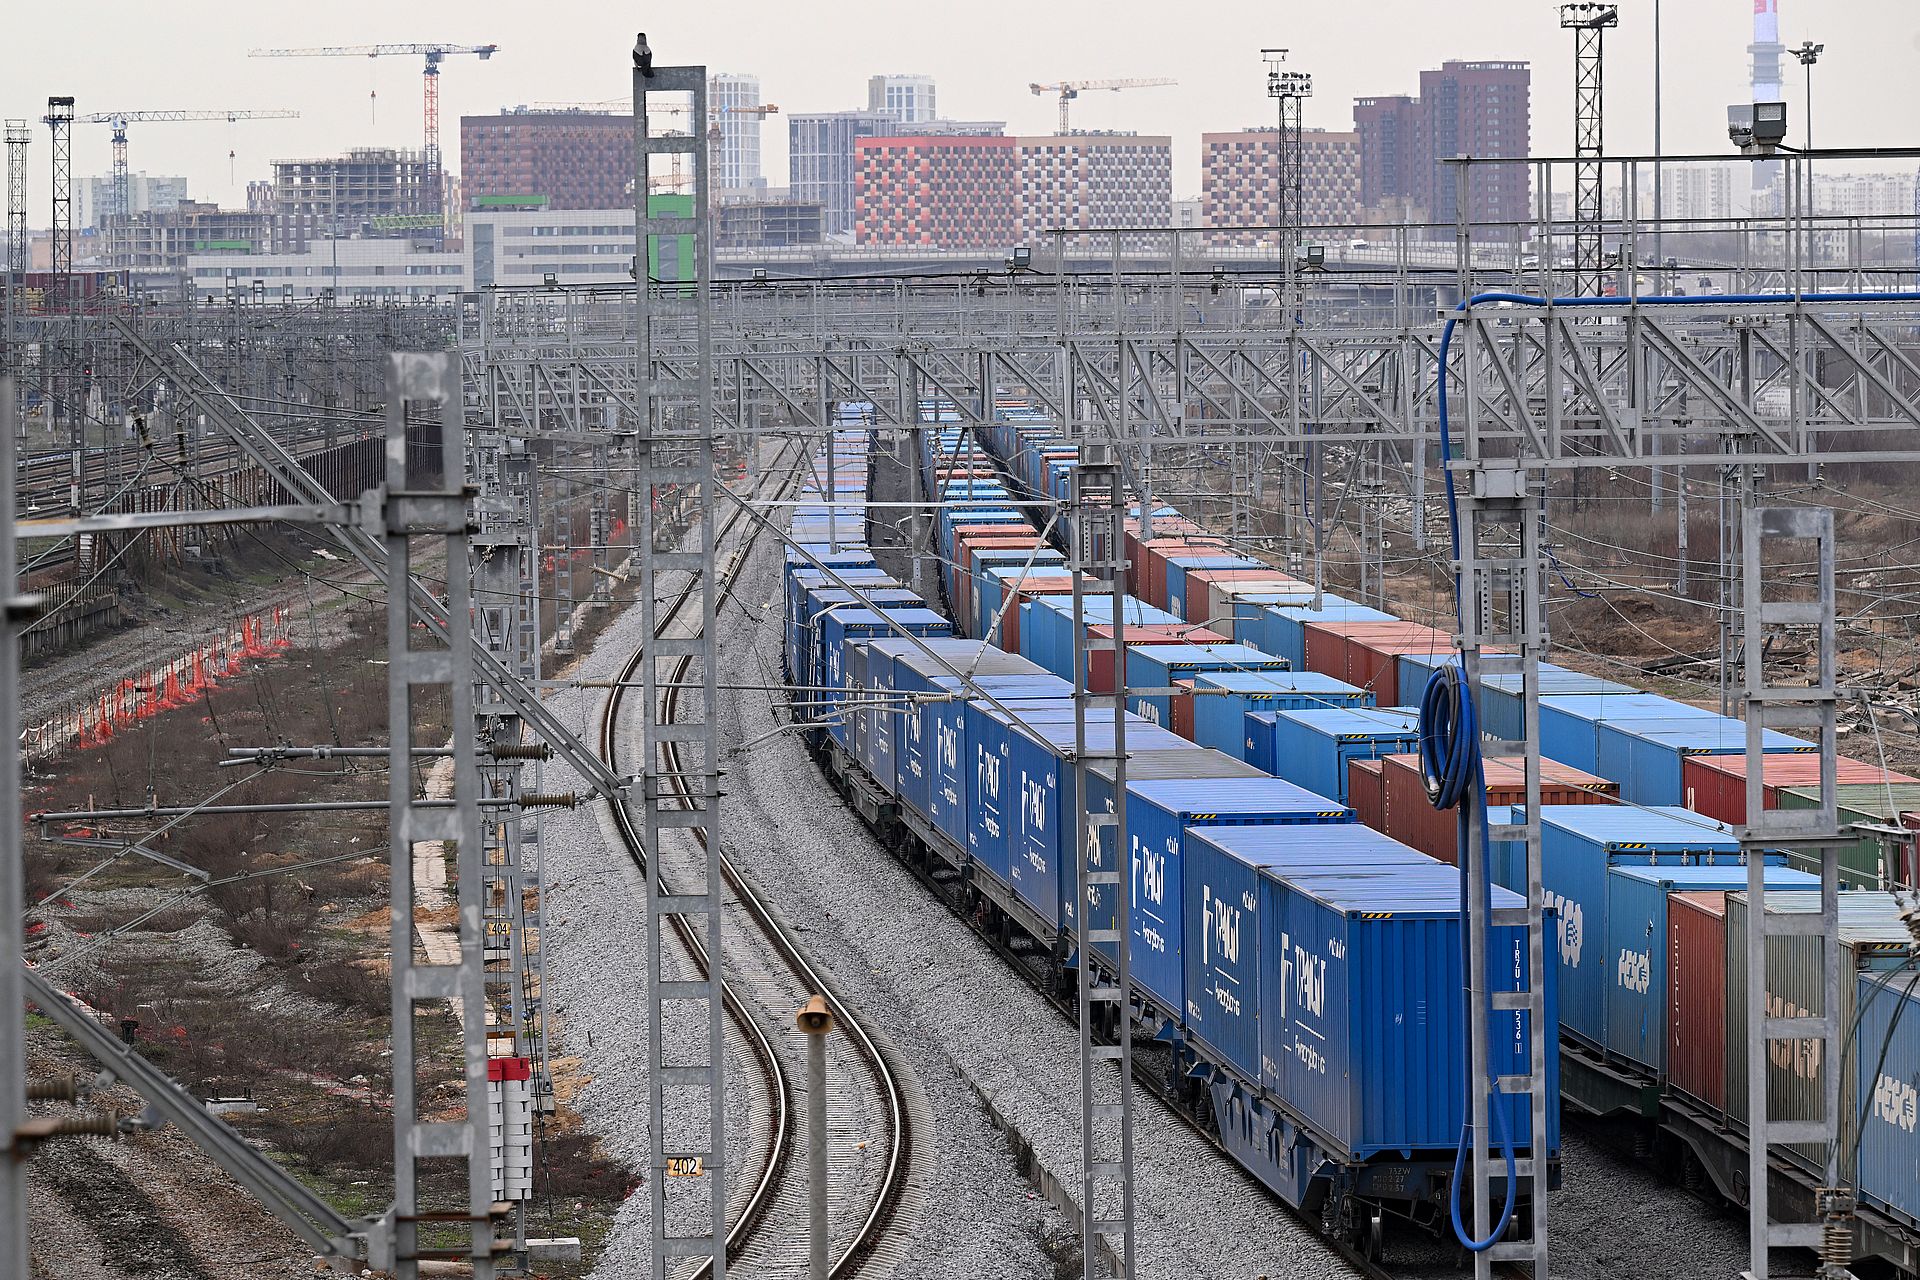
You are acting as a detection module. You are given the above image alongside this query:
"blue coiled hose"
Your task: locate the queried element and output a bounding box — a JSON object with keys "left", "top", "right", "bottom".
{"left": 1419, "top": 665, "right": 1517, "bottom": 1251}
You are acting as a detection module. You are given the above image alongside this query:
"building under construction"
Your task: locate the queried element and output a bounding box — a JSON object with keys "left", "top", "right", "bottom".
{"left": 268, "top": 147, "right": 437, "bottom": 253}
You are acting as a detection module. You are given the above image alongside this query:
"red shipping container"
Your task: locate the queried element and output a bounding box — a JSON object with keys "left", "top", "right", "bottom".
{"left": 1137, "top": 536, "right": 1229, "bottom": 611}
{"left": 1170, "top": 679, "right": 1197, "bottom": 741}
{"left": 1303, "top": 621, "right": 1451, "bottom": 702}
{"left": 994, "top": 574, "right": 1075, "bottom": 652}
{"left": 1348, "top": 758, "right": 1387, "bottom": 832}
{"left": 955, "top": 534, "right": 1047, "bottom": 634}
{"left": 1667, "top": 891, "right": 1729, "bottom": 1112}
{"left": 1184, "top": 569, "right": 1313, "bottom": 626}
{"left": 1083, "top": 622, "right": 1229, "bottom": 693}
{"left": 1679, "top": 753, "right": 1919, "bottom": 826}
{"left": 1380, "top": 753, "right": 1618, "bottom": 864}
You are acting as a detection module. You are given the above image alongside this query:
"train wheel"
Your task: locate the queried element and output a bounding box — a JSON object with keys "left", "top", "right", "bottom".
{"left": 1364, "top": 1209, "right": 1384, "bottom": 1262}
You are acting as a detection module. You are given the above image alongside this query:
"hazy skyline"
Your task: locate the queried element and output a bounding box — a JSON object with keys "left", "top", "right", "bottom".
{"left": 3, "top": 0, "right": 1917, "bottom": 220}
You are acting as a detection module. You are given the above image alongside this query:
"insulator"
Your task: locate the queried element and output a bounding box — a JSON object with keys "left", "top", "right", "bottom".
{"left": 1823, "top": 1215, "right": 1852, "bottom": 1269}
{"left": 15, "top": 1110, "right": 122, "bottom": 1152}
{"left": 1818, "top": 1187, "right": 1856, "bottom": 1269}
{"left": 518, "top": 792, "right": 577, "bottom": 810}
{"left": 26, "top": 1074, "right": 78, "bottom": 1102}
{"left": 49, "top": 1111, "right": 121, "bottom": 1139}
{"left": 487, "top": 742, "right": 553, "bottom": 761}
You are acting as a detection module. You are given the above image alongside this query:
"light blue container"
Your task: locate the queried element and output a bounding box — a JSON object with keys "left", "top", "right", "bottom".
{"left": 1188, "top": 670, "right": 1374, "bottom": 759}
{"left": 1262, "top": 707, "right": 1422, "bottom": 802}
{"left": 1602, "top": 862, "right": 1818, "bottom": 1077}
{"left": 1851, "top": 971, "right": 1920, "bottom": 1232}
{"left": 1466, "top": 664, "right": 1636, "bottom": 745}
{"left": 1493, "top": 804, "right": 1786, "bottom": 1053}
{"left": 1123, "top": 644, "right": 1288, "bottom": 729}
{"left": 1537, "top": 692, "right": 1718, "bottom": 775}
{"left": 1592, "top": 716, "right": 1814, "bottom": 806}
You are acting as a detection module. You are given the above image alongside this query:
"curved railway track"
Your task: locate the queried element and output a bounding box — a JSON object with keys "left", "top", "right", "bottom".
{"left": 597, "top": 447, "right": 926, "bottom": 1279}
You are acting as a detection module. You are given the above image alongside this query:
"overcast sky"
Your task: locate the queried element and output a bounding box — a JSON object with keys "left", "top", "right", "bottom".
{"left": 3, "top": 0, "right": 1917, "bottom": 218}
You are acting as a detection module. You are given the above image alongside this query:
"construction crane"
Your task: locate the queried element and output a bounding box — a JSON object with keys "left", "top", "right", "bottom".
{"left": 1028, "top": 77, "right": 1176, "bottom": 134}
{"left": 247, "top": 43, "right": 500, "bottom": 220}
{"left": 76, "top": 110, "right": 299, "bottom": 224}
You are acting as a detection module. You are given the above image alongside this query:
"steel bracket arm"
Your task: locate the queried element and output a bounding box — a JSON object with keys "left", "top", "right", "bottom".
{"left": 108, "top": 319, "right": 628, "bottom": 798}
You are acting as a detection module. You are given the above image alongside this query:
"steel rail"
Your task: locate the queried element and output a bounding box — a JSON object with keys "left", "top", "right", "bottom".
{"left": 597, "top": 442, "right": 916, "bottom": 1278}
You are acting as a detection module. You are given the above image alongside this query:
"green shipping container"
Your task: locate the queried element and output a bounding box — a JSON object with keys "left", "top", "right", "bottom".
{"left": 1775, "top": 782, "right": 1920, "bottom": 888}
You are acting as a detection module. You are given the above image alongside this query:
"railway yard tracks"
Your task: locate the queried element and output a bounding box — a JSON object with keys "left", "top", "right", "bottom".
{"left": 596, "top": 448, "right": 928, "bottom": 1278}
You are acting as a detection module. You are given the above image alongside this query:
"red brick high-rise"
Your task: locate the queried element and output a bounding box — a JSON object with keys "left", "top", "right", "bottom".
{"left": 1351, "top": 62, "right": 1531, "bottom": 230}
{"left": 1417, "top": 61, "right": 1531, "bottom": 229}
{"left": 460, "top": 109, "right": 630, "bottom": 211}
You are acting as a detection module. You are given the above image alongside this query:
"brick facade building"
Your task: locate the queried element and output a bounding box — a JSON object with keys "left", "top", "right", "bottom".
{"left": 1016, "top": 134, "right": 1171, "bottom": 241}
{"left": 460, "top": 110, "right": 629, "bottom": 211}
{"left": 1200, "top": 129, "right": 1362, "bottom": 245}
{"left": 854, "top": 132, "right": 1170, "bottom": 248}
{"left": 854, "top": 135, "right": 1019, "bottom": 247}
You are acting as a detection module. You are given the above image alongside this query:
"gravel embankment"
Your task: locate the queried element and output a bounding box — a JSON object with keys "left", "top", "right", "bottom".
{"left": 533, "top": 549, "right": 1069, "bottom": 1279}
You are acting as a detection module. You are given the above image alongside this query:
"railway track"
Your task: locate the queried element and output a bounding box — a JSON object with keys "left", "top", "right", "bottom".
{"left": 597, "top": 446, "right": 926, "bottom": 1279}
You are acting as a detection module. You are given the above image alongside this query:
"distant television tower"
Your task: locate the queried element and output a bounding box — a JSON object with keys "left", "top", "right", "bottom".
{"left": 1749, "top": 0, "right": 1786, "bottom": 200}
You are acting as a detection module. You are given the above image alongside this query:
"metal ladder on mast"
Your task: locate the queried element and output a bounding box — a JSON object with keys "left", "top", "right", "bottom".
{"left": 634, "top": 54, "right": 729, "bottom": 1280}
{"left": 1739, "top": 506, "right": 1854, "bottom": 1280}
{"left": 1458, "top": 459, "right": 1554, "bottom": 1279}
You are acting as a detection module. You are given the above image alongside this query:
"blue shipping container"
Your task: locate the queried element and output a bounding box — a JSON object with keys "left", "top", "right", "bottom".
{"left": 1603, "top": 862, "right": 1819, "bottom": 1076}
{"left": 1261, "top": 707, "right": 1422, "bottom": 802}
{"left": 1188, "top": 670, "right": 1373, "bottom": 759}
{"left": 1497, "top": 805, "right": 1785, "bottom": 1052}
{"left": 1082, "top": 777, "right": 1350, "bottom": 1018}
{"left": 1537, "top": 692, "right": 1718, "bottom": 775}
{"left": 1592, "top": 716, "right": 1815, "bottom": 807}
{"left": 1124, "top": 644, "right": 1289, "bottom": 729}
{"left": 1852, "top": 971, "right": 1920, "bottom": 1232}
{"left": 1260, "top": 861, "right": 1558, "bottom": 1157}
{"left": 1005, "top": 717, "right": 1187, "bottom": 930}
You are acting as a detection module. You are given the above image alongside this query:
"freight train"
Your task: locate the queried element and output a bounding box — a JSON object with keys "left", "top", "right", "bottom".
{"left": 783, "top": 409, "right": 1555, "bottom": 1258}
{"left": 837, "top": 394, "right": 1920, "bottom": 1276}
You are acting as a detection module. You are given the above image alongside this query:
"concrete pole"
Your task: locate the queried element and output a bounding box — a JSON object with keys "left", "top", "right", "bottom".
{"left": 796, "top": 996, "right": 836, "bottom": 1280}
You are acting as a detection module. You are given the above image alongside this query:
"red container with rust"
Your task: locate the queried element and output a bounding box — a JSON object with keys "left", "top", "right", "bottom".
{"left": 1348, "top": 758, "right": 1387, "bottom": 831}
{"left": 1380, "top": 753, "right": 1619, "bottom": 864}
{"left": 1667, "top": 891, "right": 1729, "bottom": 1112}
{"left": 1679, "top": 753, "right": 1918, "bottom": 826}
{"left": 1170, "top": 679, "right": 1198, "bottom": 741}
{"left": 1082, "top": 622, "right": 1229, "bottom": 693}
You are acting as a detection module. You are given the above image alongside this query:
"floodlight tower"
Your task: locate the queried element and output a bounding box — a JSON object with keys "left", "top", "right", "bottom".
{"left": 1560, "top": 4, "right": 1618, "bottom": 296}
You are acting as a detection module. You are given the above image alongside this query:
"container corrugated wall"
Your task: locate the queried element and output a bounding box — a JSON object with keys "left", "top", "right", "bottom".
{"left": 1723, "top": 890, "right": 1917, "bottom": 1176}
{"left": 1667, "top": 891, "right": 1728, "bottom": 1111}
{"left": 1852, "top": 970, "right": 1920, "bottom": 1232}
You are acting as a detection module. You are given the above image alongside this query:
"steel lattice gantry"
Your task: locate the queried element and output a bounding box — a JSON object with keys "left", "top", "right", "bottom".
{"left": 633, "top": 56, "right": 730, "bottom": 1280}
{"left": 1560, "top": 4, "right": 1619, "bottom": 297}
